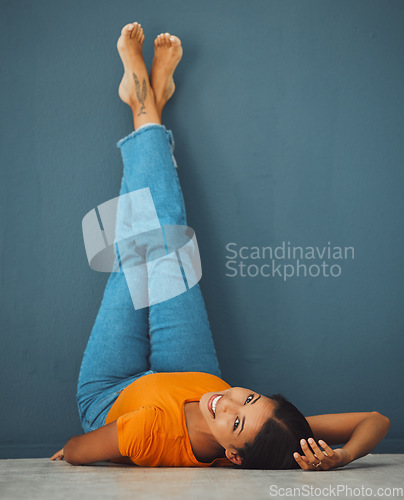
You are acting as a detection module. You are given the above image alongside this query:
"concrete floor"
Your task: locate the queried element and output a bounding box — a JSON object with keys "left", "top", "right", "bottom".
{"left": 0, "top": 455, "right": 403, "bottom": 500}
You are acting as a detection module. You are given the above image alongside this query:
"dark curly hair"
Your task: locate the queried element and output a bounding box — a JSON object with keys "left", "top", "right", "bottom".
{"left": 235, "top": 393, "right": 313, "bottom": 469}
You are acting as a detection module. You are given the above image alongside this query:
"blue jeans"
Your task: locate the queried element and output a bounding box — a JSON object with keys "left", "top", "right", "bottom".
{"left": 76, "top": 124, "right": 222, "bottom": 433}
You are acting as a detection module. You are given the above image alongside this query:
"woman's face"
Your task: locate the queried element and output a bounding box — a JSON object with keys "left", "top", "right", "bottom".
{"left": 199, "top": 387, "right": 275, "bottom": 464}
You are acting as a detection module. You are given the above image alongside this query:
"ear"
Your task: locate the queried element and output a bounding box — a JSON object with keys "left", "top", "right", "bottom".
{"left": 225, "top": 448, "right": 243, "bottom": 466}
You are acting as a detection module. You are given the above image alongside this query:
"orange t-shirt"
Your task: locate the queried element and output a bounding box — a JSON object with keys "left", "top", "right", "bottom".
{"left": 105, "top": 371, "right": 233, "bottom": 467}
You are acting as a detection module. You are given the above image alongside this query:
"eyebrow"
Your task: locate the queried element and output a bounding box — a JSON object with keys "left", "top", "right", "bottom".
{"left": 238, "top": 395, "right": 262, "bottom": 435}
{"left": 251, "top": 394, "right": 261, "bottom": 405}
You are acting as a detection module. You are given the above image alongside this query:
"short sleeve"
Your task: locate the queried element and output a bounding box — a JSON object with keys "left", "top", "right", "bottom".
{"left": 116, "top": 406, "right": 161, "bottom": 465}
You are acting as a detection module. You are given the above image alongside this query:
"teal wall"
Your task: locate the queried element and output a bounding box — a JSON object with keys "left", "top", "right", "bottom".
{"left": 1, "top": 0, "right": 403, "bottom": 457}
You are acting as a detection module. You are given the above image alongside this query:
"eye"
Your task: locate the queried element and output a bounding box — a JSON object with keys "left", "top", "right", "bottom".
{"left": 233, "top": 417, "right": 240, "bottom": 431}
{"left": 245, "top": 395, "right": 254, "bottom": 404}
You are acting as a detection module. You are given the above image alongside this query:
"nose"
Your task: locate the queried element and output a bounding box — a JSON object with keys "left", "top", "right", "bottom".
{"left": 220, "top": 397, "right": 239, "bottom": 414}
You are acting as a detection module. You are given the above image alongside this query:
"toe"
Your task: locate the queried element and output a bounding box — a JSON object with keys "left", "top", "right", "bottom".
{"left": 170, "top": 35, "right": 181, "bottom": 46}
{"left": 164, "top": 33, "right": 171, "bottom": 46}
{"left": 122, "top": 23, "right": 134, "bottom": 36}
{"left": 130, "top": 22, "right": 140, "bottom": 39}
{"left": 135, "top": 24, "right": 144, "bottom": 42}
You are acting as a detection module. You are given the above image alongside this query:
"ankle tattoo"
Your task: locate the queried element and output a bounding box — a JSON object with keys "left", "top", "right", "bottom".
{"left": 133, "top": 72, "right": 147, "bottom": 116}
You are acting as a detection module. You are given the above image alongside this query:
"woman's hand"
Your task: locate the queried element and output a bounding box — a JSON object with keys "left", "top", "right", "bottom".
{"left": 50, "top": 448, "right": 65, "bottom": 461}
{"left": 293, "top": 438, "right": 351, "bottom": 471}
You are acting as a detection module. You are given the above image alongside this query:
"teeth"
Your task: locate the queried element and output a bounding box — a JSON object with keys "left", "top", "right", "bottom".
{"left": 212, "top": 395, "right": 222, "bottom": 415}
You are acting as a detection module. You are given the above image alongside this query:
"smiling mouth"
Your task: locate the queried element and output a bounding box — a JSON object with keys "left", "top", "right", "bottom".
{"left": 207, "top": 395, "right": 222, "bottom": 418}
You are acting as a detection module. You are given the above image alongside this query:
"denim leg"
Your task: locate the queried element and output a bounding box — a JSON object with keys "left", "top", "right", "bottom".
{"left": 117, "top": 125, "right": 221, "bottom": 377}
{"left": 148, "top": 285, "right": 221, "bottom": 376}
{"left": 76, "top": 175, "right": 151, "bottom": 432}
{"left": 117, "top": 125, "right": 186, "bottom": 228}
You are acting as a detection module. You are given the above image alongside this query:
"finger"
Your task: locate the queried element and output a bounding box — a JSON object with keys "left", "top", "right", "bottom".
{"left": 293, "top": 452, "right": 311, "bottom": 470}
{"left": 308, "top": 438, "right": 326, "bottom": 460}
{"left": 299, "top": 454, "right": 323, "bottom": 471}
{"left": 318, "top": 440, "right": 335, "bottom": 458}
{"left": 300, "top": 439, "right": 318, "bottom": 463}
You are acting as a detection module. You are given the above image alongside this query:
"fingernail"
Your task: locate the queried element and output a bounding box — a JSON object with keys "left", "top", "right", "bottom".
{"left": 308, "top": 438, "right": 314, "bottom": 444}
{"left": 300, "top": 439, "right": 305, "bottom": 445}
{"left": 294, "top": 452, "right": 299, "bottom": 458}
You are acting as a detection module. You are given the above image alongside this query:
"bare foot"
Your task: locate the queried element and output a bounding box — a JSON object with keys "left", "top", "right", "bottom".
{"left": 150, "top": 33, "right": 183, "bottom": 115}
{"left": 117, "top": 22, "right": 155, "bottom": 115}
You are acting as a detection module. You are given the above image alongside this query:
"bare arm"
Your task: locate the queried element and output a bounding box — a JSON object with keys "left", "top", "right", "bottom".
{"left": 295, "top": 411, "right": 390, "bottom": 470}
{"left": 50, "top": 421, "right": 123, "bottom": 466}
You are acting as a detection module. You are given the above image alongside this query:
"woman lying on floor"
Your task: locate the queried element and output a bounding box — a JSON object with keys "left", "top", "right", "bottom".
{"left": 50, "top": 22, "right": 390, "bottom": 470}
